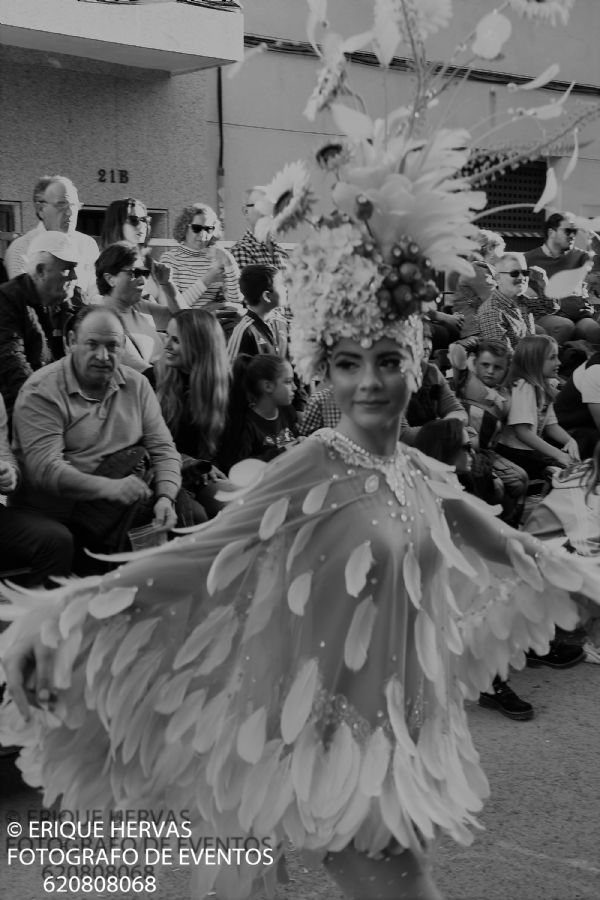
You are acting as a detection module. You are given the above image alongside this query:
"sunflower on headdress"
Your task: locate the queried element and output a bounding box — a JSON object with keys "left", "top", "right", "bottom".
{"left": 254, "top": 162, "right": 314, "bottom": 241}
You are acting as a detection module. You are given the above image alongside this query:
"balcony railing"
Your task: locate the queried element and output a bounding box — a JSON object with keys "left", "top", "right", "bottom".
{"left": 0, "top": 0, "right": 244, "bottom": 73}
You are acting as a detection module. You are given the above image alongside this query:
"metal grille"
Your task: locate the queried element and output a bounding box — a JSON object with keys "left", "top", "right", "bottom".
{"left": 473, "top": 158, "right": 547, "bottom": 237}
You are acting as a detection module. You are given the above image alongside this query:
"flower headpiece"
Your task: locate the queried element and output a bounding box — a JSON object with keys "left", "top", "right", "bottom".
{"left": 241, "top": 0, "right": 590, "bottom": 377}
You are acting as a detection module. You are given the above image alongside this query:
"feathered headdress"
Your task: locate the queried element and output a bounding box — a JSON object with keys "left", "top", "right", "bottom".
{"left": 239, "top": 0, "right": 591, "bottom": 377}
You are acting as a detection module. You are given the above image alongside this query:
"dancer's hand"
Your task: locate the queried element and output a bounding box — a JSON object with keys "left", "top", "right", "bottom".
{"left": 2, "top": 634, "right": 56, "bottom": 720}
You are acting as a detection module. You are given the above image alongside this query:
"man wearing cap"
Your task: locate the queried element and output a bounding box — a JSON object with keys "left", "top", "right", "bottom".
{"left": 0, "top": 230, "right": 82, "bottom": 425}
{"left": 5, "top": 175, "right": 98, "bottom": 298}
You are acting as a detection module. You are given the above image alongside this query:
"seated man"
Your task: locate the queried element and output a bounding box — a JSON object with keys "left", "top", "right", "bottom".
{"left": 0, "top": 394, "right": 72, "bottom": 586}
{"left": 476, "top": 254, "right": 535, "bottom": 350}
{"left": 0, "top": 230, "right": 82, "bottom": 426}
{"left": 10, "top": 306, "right": 183, "bottom": 564}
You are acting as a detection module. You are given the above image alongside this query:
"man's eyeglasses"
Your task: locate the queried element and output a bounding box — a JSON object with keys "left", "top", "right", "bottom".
{"left": 126, "top": 215, "right": 150, "bottom": 227}
{"left": 562, "top": 228, "right": 578, "bottom": 236}
{"left": 120, "top": 267, "right": 150, "bottom": 280}
{"left": 40, "top": 200, "right": 80, "bottom": 212}
{"left": 189, "top": 223, "right": 215, "bottom": 234}
{"left": 498, "top": 268, "right": 530, "bottom": 278}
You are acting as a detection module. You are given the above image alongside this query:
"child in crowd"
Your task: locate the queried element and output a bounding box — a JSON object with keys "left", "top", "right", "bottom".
{"left": 217, "top": 354, "right": 299, "bottom": 473}
{"left": 450, "top": 339, "right": 528, "bottom": 525}
{"left": 228, "top": 264, "right": 288, "bottom": 360}
{"left": 496, "top": 335, "right": 580, "bottom": 479}
{"left": 524, "top": 442, "right": 600, "bottom": 663}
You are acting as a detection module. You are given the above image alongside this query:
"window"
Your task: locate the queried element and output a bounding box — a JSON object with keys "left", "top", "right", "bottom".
{"left": 464, "top": 156, "right": 547, "bottom": 253}
{"left": 0, "top": 201, "right": 23, "bottom": 263}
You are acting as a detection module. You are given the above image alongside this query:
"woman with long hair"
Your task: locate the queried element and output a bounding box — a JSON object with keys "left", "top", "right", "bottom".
{"left": 155, "top": 308, "right": 231, "bottom": 517}
{"left": 100, "top": 198, "right": 151, "bottom": 250}
{"left": 157, "top": 308, "right": 230, "bottom": 462}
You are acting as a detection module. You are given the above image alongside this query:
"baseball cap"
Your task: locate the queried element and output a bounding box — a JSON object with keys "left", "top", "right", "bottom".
{"left": 27, "top": 230, "right": 81, "bottom": 264}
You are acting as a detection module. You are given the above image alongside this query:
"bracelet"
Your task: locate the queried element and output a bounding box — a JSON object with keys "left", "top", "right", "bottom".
{"left": 156, "top": 494, "right": 176, "bottom": 505}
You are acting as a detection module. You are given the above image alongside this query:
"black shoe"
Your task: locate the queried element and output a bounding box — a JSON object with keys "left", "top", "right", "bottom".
{"left": 479, "top": 680, "right": 534, "bottom": 721}
{"left": 526, "top": 642, "right": 585, "bottom": 669}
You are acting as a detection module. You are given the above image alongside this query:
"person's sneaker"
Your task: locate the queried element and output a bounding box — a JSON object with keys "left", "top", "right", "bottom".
{"left": 526, "top": 642, "right": 585, "bottom": 669}
{"left": 583, "top": 641, "right": 600, "bottom": 665}
{"left": 479, "top": 680, "right": 534, "bottom": 721}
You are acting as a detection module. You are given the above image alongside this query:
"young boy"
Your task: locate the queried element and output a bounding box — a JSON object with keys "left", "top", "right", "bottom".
{"left": 227, "top": 264, "right": 288, "bottom": 361}
{"left": 450, "top": 339, "right": 528, "bottom": 527}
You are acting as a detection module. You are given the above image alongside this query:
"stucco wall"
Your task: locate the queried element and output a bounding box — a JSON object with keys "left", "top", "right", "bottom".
{"left": 0, "top": 47, "right": 210, "bottom": 237}
{"left": 1, "top": 1, "right": 600, "bottom": 246}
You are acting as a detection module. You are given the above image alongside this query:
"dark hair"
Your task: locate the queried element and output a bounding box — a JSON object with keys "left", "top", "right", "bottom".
{"left": 233, "top": 354, "right": 286, "bottom": 404}
{"left": 544, "top": 212, "right": 569, "bottom": 239}
{"left": 414, "top": 418, "right": 465, "bottom": 466}
{"left": 95, "top": 241, "right": 141, "bottom": 295}
{"left": 69, "top": 303, "right": 125, "bottom": 337}
{"left": 100, "top": 198, "right": 150, "bottom": 249}
{"left": 239, "top": 264, "right": 277, "bottom": 306}
{"left": 474, "top": 340, "right": 511, "bottom": 362}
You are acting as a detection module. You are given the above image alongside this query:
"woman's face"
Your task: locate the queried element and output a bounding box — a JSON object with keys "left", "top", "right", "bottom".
{"left": 271, "top": 361, "right": 295, "bottom": 406}
{"left": 109, "top": 253, "right": 147, "bottom": 306}
{"left": 454, "top": 428, "right": 474, "bottom": 473}
{"left": 164, "top": 318, "right": 186, "bottom": 371}
{"left": 122, "top": 202, "right": 149, "bottom": 246}
{"left": 184, "top": 212, "right": 217, "bottom": 251}
{"left": 329, "top": 338, "right": 416, "bottom": 435}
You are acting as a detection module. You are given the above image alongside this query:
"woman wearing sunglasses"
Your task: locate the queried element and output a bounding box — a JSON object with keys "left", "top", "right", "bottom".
{"left": 160, "top": 203, "right": 241, "bottom": 310}
{"left": 96, "top": 241, "right": 186, "bottom": 382}
{"left": 100, "top": 198, "right": 152, "bottom": 250}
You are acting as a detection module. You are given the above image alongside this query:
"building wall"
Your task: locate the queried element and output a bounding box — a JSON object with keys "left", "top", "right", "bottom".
{"left": 1, "top": 1, "right": 600, "bottom": 248}
{"left": 204, "top": 0, "right": 600, "bottom": 239}
{"left": 0, "top": 46, "right": 211, "bottom": 239}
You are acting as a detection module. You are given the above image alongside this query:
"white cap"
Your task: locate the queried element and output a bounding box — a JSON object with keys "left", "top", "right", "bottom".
{"left": 27, "top": 230, "right": 81, "bottom": 264}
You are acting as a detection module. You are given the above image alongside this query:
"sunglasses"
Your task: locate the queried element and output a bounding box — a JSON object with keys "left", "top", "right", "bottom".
{"left": 562, "top": 228, "right": 578, "bottom": 236}
{"left": 121, "top": 267, "right": 150, "bottom": 280}
{"left": 190, "top": 223, "right": 215, "bottom": 234}
{"left": 498, "top": 269, "right": 530, "bottom": 278}
{"left": 126, "top": 215, "right": 150, "bottom": 227}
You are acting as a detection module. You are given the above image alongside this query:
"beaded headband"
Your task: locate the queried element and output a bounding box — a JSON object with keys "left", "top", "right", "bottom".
{"left": 241, "top": 0, "right": 590, "bottom": 378}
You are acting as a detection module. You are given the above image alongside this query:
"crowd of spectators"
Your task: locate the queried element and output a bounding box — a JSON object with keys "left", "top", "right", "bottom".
{"left": 1, "top": 176, "right": 600, "bottom": 715}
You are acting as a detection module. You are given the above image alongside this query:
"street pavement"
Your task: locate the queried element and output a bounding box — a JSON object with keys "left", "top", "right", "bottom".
{"left": 1, "top": 659, "right": 599, "bottom": 900}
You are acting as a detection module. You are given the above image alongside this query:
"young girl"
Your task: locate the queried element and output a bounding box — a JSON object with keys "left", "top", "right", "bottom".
{"left": 217, "top": 354, "right": 299, "bottom": 472}
{"left": 496, "top": 334, "right": 580, "bottom": 479}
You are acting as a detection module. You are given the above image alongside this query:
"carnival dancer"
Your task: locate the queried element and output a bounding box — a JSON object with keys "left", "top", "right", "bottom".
{"left": 3, "top": 210, "right": 600, "bottom": 899}
{"left": 1, "top": 3, "right": 597, "bottom": 899}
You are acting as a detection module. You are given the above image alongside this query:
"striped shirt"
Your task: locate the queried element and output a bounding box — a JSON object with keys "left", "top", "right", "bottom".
{"left": 160, "top": 244, "right": 241, "bottom": 307}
